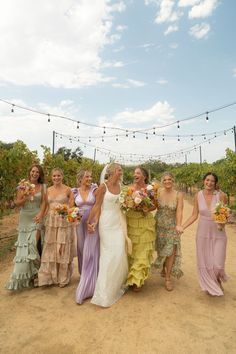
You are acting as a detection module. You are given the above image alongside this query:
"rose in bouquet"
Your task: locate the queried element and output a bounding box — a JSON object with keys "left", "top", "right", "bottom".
{"left": 54, "top": 204, "right": 69, "bottom": 217}
{"left": 119, "top": 185, "right": 155, "bottom": 213}
{"left": 66, "top": 207, "right": 81, "bottom": 223}
{"left": 17, "top": 179, "right": 35, "bottom": 201}
{"left": 212, "top": 202, "right": 231, "bottom": 231}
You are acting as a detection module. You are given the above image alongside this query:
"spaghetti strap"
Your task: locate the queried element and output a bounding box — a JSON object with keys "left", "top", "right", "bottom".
{"left": 103, "top": 182, "right": 108, "bottom": 191}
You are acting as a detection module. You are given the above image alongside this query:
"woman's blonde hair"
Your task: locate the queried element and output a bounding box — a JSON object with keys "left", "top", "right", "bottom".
{"left": 106, "top": 163, "right": 121, "bottom": 178}
{"left": 161, "top": 172, "right": 175, "bottom": 184}
{"left": 76, "top": 169, "right": 91, "bottom": 187}
{"left": 51, "top": 167, "right": 64, "bottom": 177}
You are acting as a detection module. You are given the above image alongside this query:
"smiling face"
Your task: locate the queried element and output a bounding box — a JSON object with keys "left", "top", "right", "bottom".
{"left": 51, "top": 170, "right": 63, "bottom": 186}
{"left": 81, "top": 171, "right": 92, "bottom": 187}
{"left": 133, "top": 168, "right": 145, "bottom": 184}
{"left": 114, "top": 165, "right": 123, "bottom": 181}
{"left": 29, "top": 166, "right": 40, "bottom": 183}
{"left": 162, "top": 175, "right": 174, "bottom": 190}
{"left": 203, "top": 174, "right": 216, "bottom": 191}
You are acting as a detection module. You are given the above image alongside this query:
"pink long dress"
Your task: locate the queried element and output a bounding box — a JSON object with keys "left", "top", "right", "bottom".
{"left": 196, "top": 190, "right": 228, "bottom": 296}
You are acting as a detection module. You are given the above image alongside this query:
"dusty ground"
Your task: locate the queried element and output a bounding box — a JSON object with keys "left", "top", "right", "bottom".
{"left": 0, "top": 199, "right": 236, "bottom": 354}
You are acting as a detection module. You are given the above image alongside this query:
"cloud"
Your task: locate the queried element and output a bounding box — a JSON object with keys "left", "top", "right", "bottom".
{"left": 157, "top": 79, "right": 168, "bottom": 84}
{"left": 164, "top": 24, "right": 179, "bottom": 35}
{"left": 146, "top": 0, "right": 218, "bottom": 38}
{"left": 116, "top": 25, "right": 127, "bottom": 32}
{"left": 169, "top": 42, "right": 179, "bottom": 49}
{"left": 0, "top": 1, "right": 126, "bottom": 88}
{"left": 188, "top": 0, "right": 219, "bottom": 19}
{"left": 102, "top": 61, "right": 125, "bottom": 68}
{"left": 155, "top": 0, "right": 183, "bottom": 23}
{"left": 112, "top": 79, "right": 146, "bottom": 88}
{"left": 189, "top": 23, "right": 210, "bottom": 39}
{"left": 233, "top": 68, "right": 236, "bottom": 77}
{"left": 178, "top": 0, "right": 200, "bottom": 7}
{"left": 113, "top": 101, "right": 174, "bottom": 124}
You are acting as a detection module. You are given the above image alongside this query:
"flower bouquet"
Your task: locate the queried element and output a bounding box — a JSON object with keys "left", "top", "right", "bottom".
{"left": 54, "top": 204, "right": 81, "bottom": 223}
{"left": 212, "top": 202, "right": 231, "bottom": 231}
{"left": 66, "top": 207, "right": 81, "bottom": 223}
{"left": 17, "top": 179, "right": 35, "bottom": 201}
{"left": 119, "top": 185, "right": 155, "bottom": 213}
{"left": 54, "top": 204, "right": 69, "bottom": 217}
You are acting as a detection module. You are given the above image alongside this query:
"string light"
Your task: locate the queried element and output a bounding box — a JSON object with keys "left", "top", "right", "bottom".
{"left": 178, "top": 135, "right": 180, "bottom": 142}
{"left": 153, "top": 128, "right": 156, "bottom": 135}
{"left": 146, "top": 133, "right": 148, "bottom": 140}
{"left": 177, "top": 121, "right": 180, "bottom": 129}
{"left": 162, "top": 134, "right": 165, "bottom": 141}
{"left": 133, "top": 131, "right": 136, "bottom": 138}
{"left": 47, "top": 114, "right": 51, "bottom": 122}
{"left": 191, "top": 135, "right": 193, "bottom": 141}
{"left": 11, "top": 104, "right": 14, "bottom": 113}
{"left": 1, "top": 98, "right": 235, "bottom": 136}
{"left": 77, "top": 121, "right": 80, "bottom": 129}
{"left": 103, "top": 127, "right": 106, "bottom": 134}
{"left": 206, "top": 112, "right": 209, "bottom": 122}
{"left": 125, "top": 130, "right": 128, "bottom": 137}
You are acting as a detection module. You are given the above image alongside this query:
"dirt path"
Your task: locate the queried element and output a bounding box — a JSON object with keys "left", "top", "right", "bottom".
{"left": 0, "top": 199, "right": 236, "bottom": 354}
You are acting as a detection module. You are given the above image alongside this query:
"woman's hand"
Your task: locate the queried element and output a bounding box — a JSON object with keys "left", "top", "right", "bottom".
{"left": 87, "top": 222, "right": 97, "bottom": 234}
{"left": 176, "top": 225, "right": 183, "bottom": 235}
{"left": 33, "top": 213, "right": 43, "bottom": 224}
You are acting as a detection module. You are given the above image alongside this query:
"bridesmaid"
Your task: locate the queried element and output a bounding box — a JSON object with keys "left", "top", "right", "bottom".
{"left": 38, "top": 168, "right": 75, "bottom": 288}
{"left": 126, "top": 167, "right": 156, "bottom": 292}
{"left": 72, "top": 169, "right": 99, "bottom": 304}
{"left": 154, "top": 172, "right": 184, "bottom": 291}
{"left": 6, "top": 164, "right": 46, "bottom": 290}
{"left": 87, "top": 163, "right": 128, "bottom": 307}
{"left": 182, "top": 172, "right": 228, "bottom": 296}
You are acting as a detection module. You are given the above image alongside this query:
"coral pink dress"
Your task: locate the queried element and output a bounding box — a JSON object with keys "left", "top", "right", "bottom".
{"left": 196, "top": 190, "right": 228, "bottom": 296}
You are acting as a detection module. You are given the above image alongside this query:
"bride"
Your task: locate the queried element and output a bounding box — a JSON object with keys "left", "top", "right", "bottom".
{"left": 87, "top": 163, "right": 130, "bottom": 307}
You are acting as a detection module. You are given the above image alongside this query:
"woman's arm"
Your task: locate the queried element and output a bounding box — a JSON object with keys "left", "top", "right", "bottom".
{"left": 182, "top": 194, "right": 199, "bottom": 230}
{"left": 34, "top": 185, "right": 48, "bottom": 223}
{"left": 68, "top": 188, "right": 75, "bottom": 208}
{"left": 219, "top": 191, "right": 228, "bottom": 204}
{"left": 87, "top": 184, "right": 106, "bottom": 233}
{"left": 176, "top": 192, "right": 184, "bottom": 233}
{"left": 14, "top": 190, "right": 29, "bottom": 207}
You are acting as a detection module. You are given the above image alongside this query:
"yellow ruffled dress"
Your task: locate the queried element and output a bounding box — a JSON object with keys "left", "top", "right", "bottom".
{"left": 126, "top": 210, "right": 155, "bottom": 287}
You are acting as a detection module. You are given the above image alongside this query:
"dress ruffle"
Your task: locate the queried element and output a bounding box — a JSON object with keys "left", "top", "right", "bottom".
{"left": 126, "top": 210, "right": 155, "bottom": 287}
{"left": 6, "top": 225, "right": 40, "bottom": 290}
{"left": 38, "top": 213, "right": 75, "bottom": 287}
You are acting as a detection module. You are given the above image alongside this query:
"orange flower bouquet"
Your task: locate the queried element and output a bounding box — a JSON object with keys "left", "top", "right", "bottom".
{"left": 66, "top": 207, "right": 81, "bottom": 223}
{"left": 17, "top": 179, "right": 35, "bottom": 201}
{"left": 119, "top": 185, "right": 155, "bottom": 213}
{"left": 212, "top": 202, "right": 231, "bottom": 231}
{"left": 54, "top": 204, "right": 69, "bottom": 217}
{"left": 54, "top": 204, "right": 81, "bottom": 223}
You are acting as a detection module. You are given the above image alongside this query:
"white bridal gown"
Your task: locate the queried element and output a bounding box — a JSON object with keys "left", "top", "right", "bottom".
{"left": 91, "top": 183, "right": 128, "bottom": 307}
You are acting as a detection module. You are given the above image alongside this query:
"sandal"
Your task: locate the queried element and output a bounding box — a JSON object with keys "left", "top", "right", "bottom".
{"left": 161, "top": 268, "right": 166, "bottom": 278}
{"left": 132, "top": 284, "right": 142, "bottom": 292}
{"left": 165, "top": 278, "right": 173, "bottom": 291}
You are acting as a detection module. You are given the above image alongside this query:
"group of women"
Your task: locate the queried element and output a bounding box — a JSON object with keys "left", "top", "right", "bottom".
{"left": 5, "top": 162, "right": 228, "bottom": 306}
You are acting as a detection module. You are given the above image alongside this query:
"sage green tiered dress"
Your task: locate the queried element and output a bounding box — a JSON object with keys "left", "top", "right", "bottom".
{"left": 126, "top": 210, "right": 155, "bottom": 288}
{"left": 6, "top": 190, "right": 44, "bottom": 290}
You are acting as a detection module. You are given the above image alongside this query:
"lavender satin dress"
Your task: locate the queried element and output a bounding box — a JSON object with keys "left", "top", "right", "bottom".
{"left": 72, "top": 184, "right": 99, "bottom": 304}
{"left": 196, "top": 190, "right": 228, "bottom": 296}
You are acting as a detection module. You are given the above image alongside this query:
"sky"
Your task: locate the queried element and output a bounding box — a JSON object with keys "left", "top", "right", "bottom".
{"left": 0, "top": 0, "right": 236, "bottom": 165}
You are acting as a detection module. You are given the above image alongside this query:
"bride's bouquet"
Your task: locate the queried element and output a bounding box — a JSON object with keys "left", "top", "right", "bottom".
{"left": 119, "top": 185, "right": 156, "bottom": 213}
{"left": 212, "top": 202, "right": 231, "bottom": 231}
{"left": 17, "top": 179, "right": 35, "bottom": 201}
